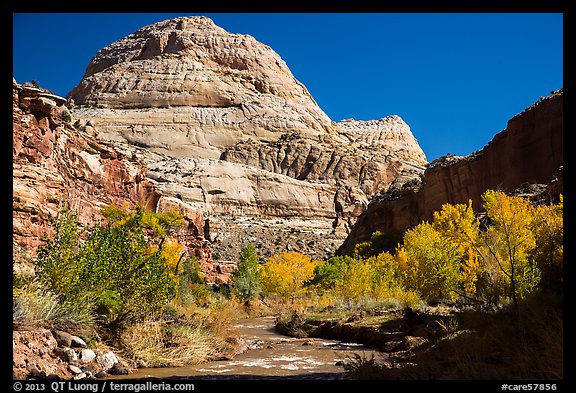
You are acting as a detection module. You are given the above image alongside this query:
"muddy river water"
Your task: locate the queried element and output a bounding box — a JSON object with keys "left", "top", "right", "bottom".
{"left": 113, "top": 316, "right": 383, "bottom": 379}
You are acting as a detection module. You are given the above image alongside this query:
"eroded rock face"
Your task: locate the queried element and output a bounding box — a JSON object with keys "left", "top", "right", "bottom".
{"left": 68, "top": 16, "right": 336, "bottom": 158}
{"left": 12, "top": 80, "right": 210, "bottom": 278}
{"left": 338, "top": 90, "right": 564, "bottom": 255}
{"left": 67, "top": 16, "right": 427, "bottom": 262}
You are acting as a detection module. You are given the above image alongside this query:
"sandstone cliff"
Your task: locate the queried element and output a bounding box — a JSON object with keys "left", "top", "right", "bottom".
{"left": 12, "top": 79, "right": 214, "bottom": 279}
{"left": 338, "top": 90, "right": 563, "bottom": 255}
{"left": 67, "top": 16, "right": 427, "bottom": 262}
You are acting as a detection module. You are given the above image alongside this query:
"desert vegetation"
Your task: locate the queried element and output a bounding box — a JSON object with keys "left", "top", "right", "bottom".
{"left": 13, "top": 203, "right": 248, "bottom": 368}
{"left": 13, "top": 189, "right": 563, "bottom": 378}
{"left": 234, "top": 189, "right": 564, "bottom": 379}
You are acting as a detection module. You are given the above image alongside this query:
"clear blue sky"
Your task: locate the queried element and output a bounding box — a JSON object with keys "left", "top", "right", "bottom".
{"left": 13, "top": 13, "right": 563, "bottom": 161}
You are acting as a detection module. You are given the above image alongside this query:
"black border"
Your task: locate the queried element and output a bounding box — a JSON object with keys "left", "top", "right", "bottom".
{"left": 6, "top": 3, "right": 572, "bottom": 391}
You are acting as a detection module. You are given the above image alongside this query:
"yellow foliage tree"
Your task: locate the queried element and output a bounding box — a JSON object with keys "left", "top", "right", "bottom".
{"left": 531, "top": 195, "right": 563, "bottom": 291}
{"left": 432, "top": 200, "right": 479, "bottom": 252}
{"left": 367, "top": 252, "right": 400, "bottom": 299}
{"left": 334, "top": 258, "right": 374, "bottom": 302}
{"left": 260, "top": 251, "right": 317, "bottom": 303}
{"left": 461, "top": 248, "right": 480, "bottom": 294}
{"left": 397, "top": 222, "right": 461, "bottom": 302}
{"left": 478, "top": 190, "right": 539, "bottom": 309}
{"left": 432, "top": 201, "right": 481, "bottom": 295}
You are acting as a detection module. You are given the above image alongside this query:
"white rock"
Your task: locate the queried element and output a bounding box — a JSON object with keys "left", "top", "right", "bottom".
{"left": 69, "top": 365, "right": 83, "bottom": 374}
{"left": 71, "top": 335, "right": 88, "bottom": 348}
{"left": 80, "top": 348, "right": 97, "bottom": 364}
{"left": 97, "top": 351, "right": 118, "bottom": 372}
{"left": 64, "top": 348, "right": 78, "bottom": 366}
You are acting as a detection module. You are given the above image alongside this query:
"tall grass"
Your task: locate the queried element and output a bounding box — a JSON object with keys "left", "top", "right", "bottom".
{"left": 119, "top": 294, "right": 246, "bottom": 367}
{"left": 120, "top": 318, "right": 229, "bottom": 367}
{"left": 13, "top": 278, "right": 96, "bottom": 331}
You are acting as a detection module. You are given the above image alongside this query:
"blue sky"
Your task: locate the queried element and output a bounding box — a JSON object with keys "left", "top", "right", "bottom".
{"left": 13, "top": 13, "right": 563, "bottom": 161}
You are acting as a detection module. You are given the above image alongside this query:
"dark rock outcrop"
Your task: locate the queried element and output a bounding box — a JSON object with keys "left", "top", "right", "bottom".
{"left": 339, "top": 90, "right": 563, "bottom": 255}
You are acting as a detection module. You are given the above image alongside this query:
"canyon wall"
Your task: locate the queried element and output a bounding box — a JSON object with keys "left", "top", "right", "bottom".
{"left": 12, "top": 80, "right": 216, "bottom": 279}
{"left": 338, "top": 90, "right": 563, "bottom": 255}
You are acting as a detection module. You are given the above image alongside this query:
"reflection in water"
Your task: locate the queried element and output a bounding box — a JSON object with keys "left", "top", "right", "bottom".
{"left": 111, "top": 316, "right": 383, "bottom": 379}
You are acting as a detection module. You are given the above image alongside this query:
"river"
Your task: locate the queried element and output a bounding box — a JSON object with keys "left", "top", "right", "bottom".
{"left": 112, "top": 316, "right": 382, "bottom": 379}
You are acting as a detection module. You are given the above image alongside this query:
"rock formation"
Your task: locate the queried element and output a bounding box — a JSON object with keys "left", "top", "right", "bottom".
{"left": 12, "top": 79, "right": 212, "bottom": 278}
{"left": 67, "top": 16, "right": 427, "bottom": 262}
{"left": 338, "top": 90, "right": 563, "bottom": 255}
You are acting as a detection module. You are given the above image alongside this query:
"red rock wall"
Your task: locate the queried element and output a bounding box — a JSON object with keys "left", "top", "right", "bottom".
{"left": 338, "top": 91, "right": 563, "bottom": 255}
{"left": 12, "top": 82, "right": 213, "bottom": 274}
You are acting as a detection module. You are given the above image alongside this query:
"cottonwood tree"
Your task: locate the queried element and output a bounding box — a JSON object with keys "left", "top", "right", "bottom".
{"left": 531, "top": 195, "right": 563, "bottom": 292}
{"left": 432, "top": 201, "right": 482, "bottom": 296}
{"left": 478, "top": 190, "right": 540, "bottom": 310}
{"left": 260, "top": 251, "right": 316, "bottom": 303}
{"left": 396, "top": 222, "right": 461, "bottom": 302}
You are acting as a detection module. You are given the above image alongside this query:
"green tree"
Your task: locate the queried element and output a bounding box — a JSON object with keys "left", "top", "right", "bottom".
{"left": 230, "top": 243, "right": 261, "bottom": 304}
{"left": 308, "top": 255, "right": 353, "bottom": 290}
{"left": 37, "top": 205, "right": 177, "bottom": 328}
{"left": 177, "top": 257, "right": 209, "bottom": 306}
{"left": 36, "top": 206, "right": 83, "bottom": 297}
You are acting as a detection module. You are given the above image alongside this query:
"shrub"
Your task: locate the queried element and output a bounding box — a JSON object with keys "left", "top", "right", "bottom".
{"left": 36, "top": 204, "right": 177, "bottom": 329}
{"left": 343, "top": 353, "right": 387, "bottom": 380}
{"left": 177, "top": 257, "right": 208, "bottom": 306}
{"left": 120, "top": 317, "right": 234, "bottom": 367}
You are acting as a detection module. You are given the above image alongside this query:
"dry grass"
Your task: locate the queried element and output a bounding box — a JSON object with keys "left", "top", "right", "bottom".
{"left": 181, "top": 298, "right": 247, "bottom": 334}
{"left": 13, "top": 279, "right": 96, "bottom": 332}
{"left": 120, "top": 318, "right": 236, "bottom": 368}
{"left": 347, "top": 293, "right": 563, "bottom": 380}
{"left": 120, "top": 296, "right": 248, "bottom": 368}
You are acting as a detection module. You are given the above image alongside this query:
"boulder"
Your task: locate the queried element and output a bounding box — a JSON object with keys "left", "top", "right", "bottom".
{"left": 96, "top": 351, "right": 118, "bottom": 372}
{"left": 79, "top": 349, "right": 96, "bottom": 364}
{"left": 52, "top": 331, "right": 72, "bottom": 348}
{"left": 71, "top": 336, "right": 88, "bottom": 348}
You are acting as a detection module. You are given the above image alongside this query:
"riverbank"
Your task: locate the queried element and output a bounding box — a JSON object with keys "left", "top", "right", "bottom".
{"left": 108, "top": 316, "right": 381, "bottom": 379}
{"left": 275, "top": 297, "right": 563, "bottom": 379}
{"left": 275, "top": 305, "right": 454, "bottom": 369}
{"left": 13, "top": 295, "right": 562, "bottom": 380}
{"left": 12, "top": 328, "right": 132, "bottom": 380}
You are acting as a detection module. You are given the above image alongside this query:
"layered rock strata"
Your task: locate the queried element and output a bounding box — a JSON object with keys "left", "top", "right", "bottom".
{"left": 67, "top": 16, "right": 427, "bottom": 261}
{"left": 12, "top": 80, "right": 211, "bottom": 278}
{"left": 338, "top": 90, "right": 563, "bottom": 255}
